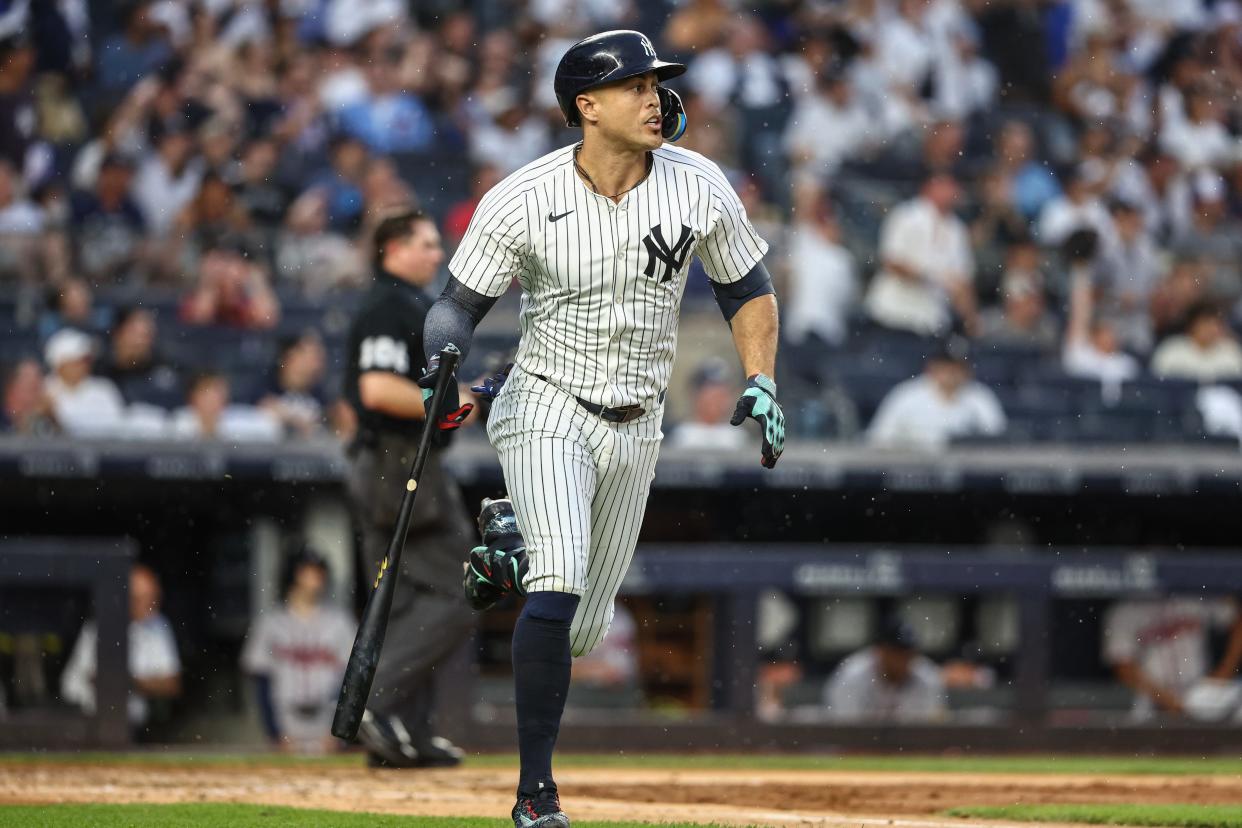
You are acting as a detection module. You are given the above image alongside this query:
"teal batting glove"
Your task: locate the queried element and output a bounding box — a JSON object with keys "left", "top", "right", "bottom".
{"left": 729, "top": 373, "right": 785, "bottom": 469}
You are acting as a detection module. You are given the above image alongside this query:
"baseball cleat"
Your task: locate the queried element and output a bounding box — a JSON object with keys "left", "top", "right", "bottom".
{"left": 512, "top": 787, "right": 570, "bottom": 827}
{"left": 359, "top": 710, "right": 463, "bottom": 769}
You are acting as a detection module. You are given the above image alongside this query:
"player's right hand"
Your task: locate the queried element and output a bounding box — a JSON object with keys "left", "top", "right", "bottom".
{"left": 418, "top": 355, "right": 473, "bottom": 431}
{"left": 730, "top": 373, "right": 785, "bottom": 469}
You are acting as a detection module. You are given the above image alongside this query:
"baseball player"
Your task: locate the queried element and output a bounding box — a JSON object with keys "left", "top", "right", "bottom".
{"left": 420, "top": 30, "right": 784, "bottom": 827}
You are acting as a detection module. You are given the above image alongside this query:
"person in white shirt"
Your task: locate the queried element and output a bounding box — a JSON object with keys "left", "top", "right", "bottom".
{"left": 170, "top": 371, "right": 281, "bottom": 442}
{"left": 783, "top": 66, "right": 877, "bottom": 182}
{"left": 132, "top": 128, "right": 204, "bottom": 238}
{"left": 242, "top": 550, "right": 355, "bottom": 754}
{"left": 1104, "top": 596, "right": 1242, "bottom": 721}
{"left": 667, "top": 357, "right": 749, "bottom": 452}
{"left": 1062, "top": 265, "right": 1140, "bottom": 396}
{"left": 864, "top": 174, "right": 978, "bottom": 336}
{"left": 1152, "top": 302, "right": 1242, "bottom": 382}
{"left": 1038, "top": 164, "right": 1114, "bottom": 247}
{"left": 867, "top": 338, "right": 1007, "bottom": 450}
{"left": 1160, "top": 85, "right": 1236, "bottom": 172}
{"left": 785, "top": 185, "right": 858, "bottom": 347}
{"left": 43, "top": 327, "right": 127, "bottom": 438}
{"left": 824, "top": 616, "right": 947, "bottom": 723}
{"left": 61, "top": 564, "right": 182, "bottom": 728}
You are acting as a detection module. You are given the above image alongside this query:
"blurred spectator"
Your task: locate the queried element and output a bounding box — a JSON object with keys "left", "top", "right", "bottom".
{"left": 0, "top": 158, "right": 45, "bottom": 281}
{"left": 968, "top": 170, "right": 1030, "bottom": 276}
{"left": 69, "top": 153, "right": 148, "bottom": 284}
{"left": 95, "top": 1, "right": 172, "bottom": 99}
{"left": 336, "top": 45, "right": 434, "bottom": 155}
{"left": 663, "top": 0, "right": 733, "bottom": 55}
{"left": 784, "top": 65, "right": 876, "bottom": 184}
{"left": 242, "top": 550, "right": 354, "bottom": 754}
{"left": 133, "top": 127, "right": 203, "bottom": 238}
{"left": 170, "top": 371, "right": 281, "bottom": 442}
{"left": 978, "top": 249, "right": 1059, "bottom": 351}
{"left": 1160, "top": 85, "right": 1235, "bottom": 171}
{"left": 1, "top": 358, "right": 56, "bottom": 435}
{"left": 233, "top": 137, "right": 289, "bottom": 230}
{"left": 180, "top": 238, "right": 280, "bottom": 329}
{"left": 1174, "top": 171, "right": 1242, "bottom": 299}
{"left": 1104, "top": 596, "right": 1242, "bottom": 720}
{"left": 993, "top": 121, "right": 1060, "bottom": 220}
{"left": 43, "top": 328, "right": 126, "bottom": 438}
{"left": 571, "top": 602, "right": 640, "bottom": 695}
{"left": 864, "top": 174, "right": 977, "bottom": 337}
{"left": 170, "top": 173, "right": 254, "bottom": 267}
{"left": 1151, "top": 302, "right": 1242, "bottom": 382}
{"left": 1150, "top": 257, "right": 1209, "bottom": 341}
{"left": 784, "top": 186, "right": 858, "bottom": 347}
{"left": 867, "top": 339, "right": 1006, "bottom": 450}
{"left": 39, "top": 277, "right": 109, "bottom": 340}
{"left": 0, "top": 30, "right": 38, "bottom": 177}
{"left": 309, "top": 134, "right": 368, "bottom": 233}
{"left": 469, "top": 89, "right": 552, "bottom": 176}
{"left": 259, "top": 331, "right": 329, "bottom": 439}
{"left": 275, "top": 189, "right": 363, "bottom": 295}
{"left": 1038, "top": 164, "right": 1113, "bottom": 247}
{"left": 667, "top": 357, "right": 747, "bottom": 451}
{"left": 444, "top": 163, "right": 502, "bottom": 245}
{"left": 61, "top": 564, "right": 182, "bottom": 729}
{"left": 1098, "top": 197, "right": 1161, "bottom": 353}
{"left": 823, "top": 616, "right": 946, "bottom": 723}
{"left": 97, "top": 307, "right": 181, "bottom": 408}
{"left": 1062, "top": 265, "right": 1140, "bottom": 394}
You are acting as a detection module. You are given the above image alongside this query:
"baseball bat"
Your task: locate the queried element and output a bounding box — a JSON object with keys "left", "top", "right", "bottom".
{"left": 331, "top": 343, "right": 462, "bottom": 740}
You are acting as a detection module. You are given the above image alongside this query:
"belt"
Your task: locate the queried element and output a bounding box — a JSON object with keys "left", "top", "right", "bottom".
{"left": 534, "top": 374, "right": 661, "bottom": 424}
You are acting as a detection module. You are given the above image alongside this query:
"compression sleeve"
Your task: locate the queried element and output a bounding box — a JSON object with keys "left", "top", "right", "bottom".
{"left": 424, "top": 276, "right": 500, "bottom": 363}
{"left": 711, "top": 260, "right": 776, "bottom": 321}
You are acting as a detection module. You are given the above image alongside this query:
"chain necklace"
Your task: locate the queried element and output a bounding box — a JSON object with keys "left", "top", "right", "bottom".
{"left": 573, "top": 143, "right": 652, "bottom": 201}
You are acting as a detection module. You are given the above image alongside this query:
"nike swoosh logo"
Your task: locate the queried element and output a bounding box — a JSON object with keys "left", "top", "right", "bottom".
{"left": 548, "top": 210, "right": 573, "bottom": 223}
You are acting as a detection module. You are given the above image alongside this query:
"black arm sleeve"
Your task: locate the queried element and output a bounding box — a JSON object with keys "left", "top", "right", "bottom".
{"left": 711, "top": 260, "right": 776, "bottom": 322}
{"left": 423, "top": 276, "right": 500, "bottom": 365}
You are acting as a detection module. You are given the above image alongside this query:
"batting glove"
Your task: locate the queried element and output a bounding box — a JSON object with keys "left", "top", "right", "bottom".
{"left": 470, "top": 361, "right": 514, "bottom": 402}
{"left": 418, "top": 355, "right": 473, "bottom": 431}
{"left": 730, "top": 373, "right": 785, "bottom": 469}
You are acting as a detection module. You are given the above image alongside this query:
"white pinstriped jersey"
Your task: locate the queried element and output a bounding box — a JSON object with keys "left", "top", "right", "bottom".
{"left": 449, "top": 143, "right": 768, "bottom": 408}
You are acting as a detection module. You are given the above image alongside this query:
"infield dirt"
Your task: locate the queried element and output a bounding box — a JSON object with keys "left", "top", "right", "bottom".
{"left": 2, "top": 760, "right": 1239, "bottom": 826}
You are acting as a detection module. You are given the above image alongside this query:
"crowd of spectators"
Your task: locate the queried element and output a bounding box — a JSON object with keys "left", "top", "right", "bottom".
{"left": 5, "top": 0, "right": 1242, "bottom": 448}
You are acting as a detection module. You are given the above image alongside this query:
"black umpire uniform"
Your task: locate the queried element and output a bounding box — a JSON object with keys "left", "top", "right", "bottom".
{"left": 343, "top": 212, "right": 474, "bottom": 767}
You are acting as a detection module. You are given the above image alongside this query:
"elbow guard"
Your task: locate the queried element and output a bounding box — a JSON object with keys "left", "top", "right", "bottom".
{"left": 711, "top": 261, "right": 775, "bottom": 321}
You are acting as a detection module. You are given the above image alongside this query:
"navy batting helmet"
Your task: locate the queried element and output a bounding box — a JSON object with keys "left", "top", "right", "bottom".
{"left": 554, "top": 30, "right": 688, "bottom": 141}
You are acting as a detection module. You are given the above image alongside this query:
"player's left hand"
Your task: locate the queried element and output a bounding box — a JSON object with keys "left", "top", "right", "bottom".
{"left": 730, "top": 373, "right": 785, "bottom": 469}
{"left": 418, "top": 355, "right": 473, "bottom": 431}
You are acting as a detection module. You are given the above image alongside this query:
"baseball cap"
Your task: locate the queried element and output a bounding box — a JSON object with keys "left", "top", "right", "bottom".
{"left": 44, "top": 328, "right": 95, "bottom": 368}
{"left": 876, "top": 615, "right": 919, "bottom": 651}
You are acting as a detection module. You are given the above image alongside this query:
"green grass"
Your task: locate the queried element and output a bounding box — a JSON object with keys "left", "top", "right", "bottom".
{"left": 3, "top": 752, "right": 1242, "bottom": 776}
{"left": 0, "top": 803, "right": 749, "bottom": 828}
{"left": 948, "top": 803, "right": 1242, "bottom": 828}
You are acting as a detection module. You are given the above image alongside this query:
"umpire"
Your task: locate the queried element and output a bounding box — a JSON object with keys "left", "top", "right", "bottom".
{"left": 344, "top": 208, "right": 475, "bottom": 768}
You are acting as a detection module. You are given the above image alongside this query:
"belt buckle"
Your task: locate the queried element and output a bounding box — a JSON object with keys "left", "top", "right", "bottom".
{"left": 611, "top": 405, "right": 645, "bottom": 424}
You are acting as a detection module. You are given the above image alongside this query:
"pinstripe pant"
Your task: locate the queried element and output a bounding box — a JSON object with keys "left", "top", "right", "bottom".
{"left": 487, "top": 365, "right": 663, "bottom": 657}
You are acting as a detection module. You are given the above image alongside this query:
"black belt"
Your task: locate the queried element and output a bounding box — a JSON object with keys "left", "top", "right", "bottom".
{"left": 534, "top": 375, "right": 661, "bottom": 424}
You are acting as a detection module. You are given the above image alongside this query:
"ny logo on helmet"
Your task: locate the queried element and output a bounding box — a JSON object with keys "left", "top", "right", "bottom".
{"left": 641, "top": 224, "right": 694, "bottom": 283}
{"left": 640, "top": 36, "right": 656, "bottom": 58}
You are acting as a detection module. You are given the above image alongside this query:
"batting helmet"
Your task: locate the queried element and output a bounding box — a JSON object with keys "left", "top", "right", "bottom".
{"left": 554, "top": 30, "right": 688, "bottom": 141}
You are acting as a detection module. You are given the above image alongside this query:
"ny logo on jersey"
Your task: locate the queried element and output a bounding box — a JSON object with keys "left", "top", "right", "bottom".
{"left": 641, "top": 223, "right": 694, "bottom": 283}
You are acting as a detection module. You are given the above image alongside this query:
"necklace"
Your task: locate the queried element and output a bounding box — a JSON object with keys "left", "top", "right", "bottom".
{"left": 573, "top": 143, "right": 652, "bottom": 201}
